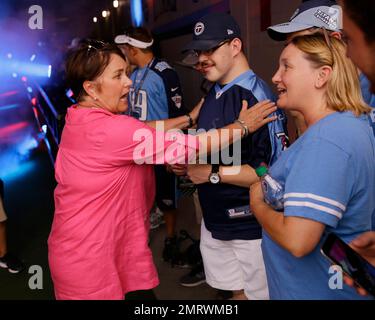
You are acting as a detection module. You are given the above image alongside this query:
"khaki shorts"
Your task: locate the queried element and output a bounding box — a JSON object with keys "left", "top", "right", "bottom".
{"left": 0, "top": 198, "right": 7, "bottom": 223}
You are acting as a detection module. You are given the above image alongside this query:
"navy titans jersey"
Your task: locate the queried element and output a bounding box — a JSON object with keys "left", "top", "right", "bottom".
{"left": 128, "top": 58, "right": 187, "bottom": 121}
{"left": 197, "top": 70, "right": 289, "bottom": 241}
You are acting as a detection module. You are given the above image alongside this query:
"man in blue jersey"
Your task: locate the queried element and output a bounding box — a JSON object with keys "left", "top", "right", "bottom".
{"left": 267, "top": 0, "right": 375, "bottom": 137}
{"left": 115, "top": 27, "right": 190, "bottom": 266}
{"left": 180, "top": 13, "right": 288, "bottom": 299}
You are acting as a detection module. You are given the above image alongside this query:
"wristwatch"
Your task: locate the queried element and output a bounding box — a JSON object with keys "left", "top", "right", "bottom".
{"left": 208, "top": 164, "right": 221, "bottom": 184}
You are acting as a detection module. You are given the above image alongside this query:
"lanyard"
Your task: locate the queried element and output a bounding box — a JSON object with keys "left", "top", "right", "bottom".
{"left": 214, "top": 70, "right": 254, "bottom": 99}
{"left": 133, "top": 58, "right": 154, "bottom": 105}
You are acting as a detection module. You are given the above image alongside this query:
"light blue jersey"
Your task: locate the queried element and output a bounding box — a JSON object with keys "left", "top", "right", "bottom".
{"left": 360, "top": 73, "right": 375, "bottom": 137}
{"left": 360, "top": 73, "right": 375, "bottom": 107}
{"left": 129, "top": 68, "right": 168, "bottom": 120}
{"left": 128, "top": 58, "right": 187, "bottom": 121}
{"left": 263, "top": 112, "right": 375, "bottom": 299}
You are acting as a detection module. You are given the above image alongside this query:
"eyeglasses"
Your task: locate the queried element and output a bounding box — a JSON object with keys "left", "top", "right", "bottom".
{"left": 193, "top": 39, "right": 231, "bottom": 57}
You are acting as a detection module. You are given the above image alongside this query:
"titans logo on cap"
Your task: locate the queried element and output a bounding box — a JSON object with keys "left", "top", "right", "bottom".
{"left": 194, "top": 22, "right": 205, "bottom": 36}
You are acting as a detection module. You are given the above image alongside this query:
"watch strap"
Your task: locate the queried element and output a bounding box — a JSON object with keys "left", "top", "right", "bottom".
{"left": 211, "top": 164, "right": 220, "bottom": 174}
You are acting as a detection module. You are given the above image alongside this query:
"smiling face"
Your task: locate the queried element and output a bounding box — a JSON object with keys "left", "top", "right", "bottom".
{"left": 196, "top": 40, "right": 236, "bottom": 84}
{"left": 93, "top": 54, "right": 132, "bottom": 114}
{"left": 272, "top": 43, "right": 320, "bottom": 111}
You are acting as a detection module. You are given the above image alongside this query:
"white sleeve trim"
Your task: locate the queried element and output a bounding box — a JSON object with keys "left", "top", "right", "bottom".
{"left": 284, "top": 201, "right": 343, "bottom": 219}
{"left": 284, "top": 193, "right": 346, "bottom": 211}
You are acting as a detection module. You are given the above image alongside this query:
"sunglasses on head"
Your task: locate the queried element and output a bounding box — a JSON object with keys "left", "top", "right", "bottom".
{"left": 84, "top": 39, "right": 108, "bottom": 56}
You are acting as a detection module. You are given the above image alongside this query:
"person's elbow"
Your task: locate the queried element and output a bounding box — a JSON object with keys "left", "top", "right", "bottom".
{"left": 287, "top": 241, "right": 317, "bottom": 258}
{"left": 282, "top": 218, "right": 325, "bottom": 258}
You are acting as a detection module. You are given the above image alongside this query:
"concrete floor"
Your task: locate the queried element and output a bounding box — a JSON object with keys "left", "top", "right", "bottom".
{"left": 149, "top": 196, "right": 218, "bottom": 300}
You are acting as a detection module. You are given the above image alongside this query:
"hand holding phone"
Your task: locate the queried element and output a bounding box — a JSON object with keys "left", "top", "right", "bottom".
{"left": 350, "top": 231, "right": 375, "bottom": 266}
{"left": 321, "top": 233, "right": 375, "bottom": 297}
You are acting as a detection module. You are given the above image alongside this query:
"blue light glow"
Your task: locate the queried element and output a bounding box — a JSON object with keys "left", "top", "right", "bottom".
{"left": 0, "top": 59, "right": 52, "bottom": 78}
{"left": 0, "top": 104, "right": 20, "bottom": 111}
{"left": 0, "top": 135, "right": 39, "bottom": 181}
{"left": 48, "top": 65, "right": 52, "bottom": 78}
{"left": 131, "top": 0, "right": 143, "bottom": 27}
{"left": 0, "top": 160, "right": 37, "bottom": 182}
{"left": 17, "top": 137, "right": 38, "bottom": 157}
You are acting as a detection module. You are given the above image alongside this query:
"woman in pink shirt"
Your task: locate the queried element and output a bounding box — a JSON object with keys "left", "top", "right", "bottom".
{"left": 48, "top": 40, "right": 277, "bottom": 300}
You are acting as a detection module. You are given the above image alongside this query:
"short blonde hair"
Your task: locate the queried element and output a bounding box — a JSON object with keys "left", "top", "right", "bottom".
{"left": 291, "top": 33, "right": 371, "bottom": 116}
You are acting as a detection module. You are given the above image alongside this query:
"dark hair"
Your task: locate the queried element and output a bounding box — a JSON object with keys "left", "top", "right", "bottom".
{"left": 65, "top": 40, "right": 126, "bottom": 101}
{"left": 123, "top": 26, "right": 154, "bottom": 53}
{"left": 342, "top": 0, "right": 375, "bottom": 43}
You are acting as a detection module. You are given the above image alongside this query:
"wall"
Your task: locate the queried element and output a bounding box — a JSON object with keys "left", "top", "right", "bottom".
{"left": 239, "top": 0, "right": 300, "bottom": 84}
{"left": 148, "top": 0, "right": 227, "bottom": 29}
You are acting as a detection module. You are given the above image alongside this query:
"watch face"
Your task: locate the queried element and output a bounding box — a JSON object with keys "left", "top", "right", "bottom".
{"left": 209, "top": 173, "right": 220, "bottom": 184}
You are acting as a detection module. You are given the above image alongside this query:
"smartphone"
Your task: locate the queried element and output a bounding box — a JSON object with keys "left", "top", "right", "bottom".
{"left": 321, "top": 233, "right": 375, "bottom": 297}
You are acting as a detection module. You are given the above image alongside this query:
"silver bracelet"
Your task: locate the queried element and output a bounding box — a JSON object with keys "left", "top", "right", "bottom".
{"left": 234, "top": 119, "right": 249, "bottom": 138}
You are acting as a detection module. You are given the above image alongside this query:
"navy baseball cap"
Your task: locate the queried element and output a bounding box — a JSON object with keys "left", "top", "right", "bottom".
{"left": 182, "top": 13, "right": 241, "bottom": 53}
{"left": 268, "top": 0, "right": 342, "bottom": 41}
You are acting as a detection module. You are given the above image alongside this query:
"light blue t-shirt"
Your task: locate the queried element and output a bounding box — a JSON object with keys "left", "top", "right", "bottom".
{"left": 360, "top": 73, "right": 375, "bottom": 137}
{"left": 263, "top": 112, "right": 375, "bottom": 300}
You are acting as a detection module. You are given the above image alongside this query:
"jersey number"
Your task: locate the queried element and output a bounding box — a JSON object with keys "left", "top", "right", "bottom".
{"left": 129, "top": 88, "right": 148, "bottom": 121}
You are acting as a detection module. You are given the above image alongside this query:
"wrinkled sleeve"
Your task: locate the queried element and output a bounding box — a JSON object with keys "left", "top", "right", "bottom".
{"left": 101, "top": 116, "right": 199, "bottom": 166}
{"left": 284, "top": 138, "right": 353, "bottom": 228}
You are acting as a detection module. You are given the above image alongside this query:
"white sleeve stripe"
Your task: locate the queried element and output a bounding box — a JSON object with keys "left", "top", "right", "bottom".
{"left": 284, "top": 193, "right": 346, "bottom": 211}
{"left": 284, "top": 201, "right": 343, "bottom": 219}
